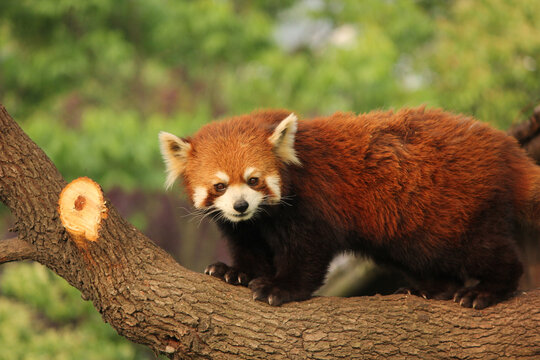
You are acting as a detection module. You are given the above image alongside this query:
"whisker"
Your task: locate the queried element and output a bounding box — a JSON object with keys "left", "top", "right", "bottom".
{"left": 279, "top": 199, "right": 293, "bottom": 207}
{"left": 279, "top": 195, "right": 295, "bottom": 206}
{"left": 184, "top": 207, "right": 209, "bottom": 221}
{"left": 197, "top": 207, "right": 221, "bottom": 228}
{"left": 177, "top": 206, "right": 205, "bottom": 218}
{"left": 280, "top": 194, "right": 295, "bottom": 199}
{"left": 257, "top": 206, "right": 270, "bottom": 216}
{"left": 180, "top": 211, "right": 206, "bottom": 219}
{"left": 197, "top": 206, "right": 221, "bottom": 227}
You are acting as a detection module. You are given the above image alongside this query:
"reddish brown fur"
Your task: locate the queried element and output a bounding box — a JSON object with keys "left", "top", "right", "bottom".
{"left": 173, "top": 107, "right": 540, "bottom": 308}
{"left": 294, "top": 108, "right": 537, "bottom": 244}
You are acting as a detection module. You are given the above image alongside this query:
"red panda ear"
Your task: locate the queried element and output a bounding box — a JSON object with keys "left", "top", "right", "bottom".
{"left": 268, "top": 113, "right": 301, "bottom": 166}
{"left": 158, "top": 131, "right": 192, "bottom": 189}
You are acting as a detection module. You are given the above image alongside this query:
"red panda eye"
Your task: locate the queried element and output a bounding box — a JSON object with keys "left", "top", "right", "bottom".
{"left": 214, "top": 183, "right": 226, "bottom": 192}
{"left": 248, "top": 177, "right": 259, "bottom": 186}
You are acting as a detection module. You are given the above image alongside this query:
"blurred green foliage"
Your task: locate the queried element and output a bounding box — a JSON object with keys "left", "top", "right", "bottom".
{"left": 0, "top": 263, "right": 147, "bottom": 360}
{"left": 21, "top": 108, "right": 210, "bottom": 190}
{"left": 426, "top": 0, "right": 540, "bottom": 128}
{"left": 1, "top": 0, "right": 539, "bottom": 358}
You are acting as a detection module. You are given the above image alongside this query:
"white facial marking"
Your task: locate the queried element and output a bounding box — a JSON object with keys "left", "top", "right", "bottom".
{"left": 244, "top": 167, "right": 258, "bottom": 181}
{"left": 215, "top": 171, "right": 230, "bottom": 184}
{"left": 192, "top": 186, "right": 208, "bottom": 208}
{"left": 214, "top": 184, "right": 264, "bottom": 222}
{"left": 265, "top": 174, "right": 281, "bottom": 203}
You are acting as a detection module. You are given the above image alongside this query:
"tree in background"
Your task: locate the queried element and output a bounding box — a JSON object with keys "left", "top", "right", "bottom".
{"left": 425, "top": 0, "right": 540, "bottom": 128}
{"left": 0, "top": 0, "right": 539, "bottom": 358}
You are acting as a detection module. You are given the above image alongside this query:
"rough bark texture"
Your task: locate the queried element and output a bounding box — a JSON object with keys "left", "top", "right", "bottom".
{"left": 1, "top": 104, "right": 540, "bottom": 359}
{"left": 0, "top": 236, "right": 37, "bottom": 263}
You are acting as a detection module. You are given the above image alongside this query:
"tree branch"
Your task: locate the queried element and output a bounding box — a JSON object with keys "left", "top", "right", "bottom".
{"left": 1, "top": 103, "right": 539, "bottom": 359}
{"left": 0, "top": 236, "right": 37, "bottom": 263}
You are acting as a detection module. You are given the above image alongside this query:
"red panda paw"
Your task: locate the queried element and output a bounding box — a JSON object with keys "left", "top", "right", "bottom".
{"left": 248, "top": 277, "right": 287, "bottom": 306}
{"left": 394, "top": 287, "right": 437, "bottom": 300}
{"left": 204, "top": 262, "right": 250, "bottom": 286}
{"left": 394, "top": 285, "right": 458, "bottom": 301}
{"left": 453, "top": 288, "right": 497, "bottom": 310}
{"left": 394, "top": 287, "right": 421, "bottom": 296}
{"left": 248, "top": 277, "right": 310, "bottom": 306}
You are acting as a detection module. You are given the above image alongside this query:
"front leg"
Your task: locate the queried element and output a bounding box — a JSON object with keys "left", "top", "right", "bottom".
{"left": 205, "top": 223, "right": 275, "bottom": 287}
{"left": 249, "top": 248, "right": 332, "bottom": 306}
{"left": 248, "top": 277, "right": 312, "bottom": 306}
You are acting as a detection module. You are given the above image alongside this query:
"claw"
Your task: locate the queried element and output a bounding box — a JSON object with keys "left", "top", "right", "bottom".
{"left": 268, "top": 294, "right": 282, "bottom": 306}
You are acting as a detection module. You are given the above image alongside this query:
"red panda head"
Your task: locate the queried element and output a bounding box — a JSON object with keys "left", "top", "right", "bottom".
{"left": 159, "top": 110, "right": 301, "bottom": 222}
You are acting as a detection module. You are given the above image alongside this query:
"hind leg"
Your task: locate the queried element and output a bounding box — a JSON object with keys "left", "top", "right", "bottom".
{"left": 455, "top": 239, "right": 523, "bottom": 309}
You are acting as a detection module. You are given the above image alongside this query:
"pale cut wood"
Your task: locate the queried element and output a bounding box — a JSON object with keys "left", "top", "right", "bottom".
{"left": 58, "top": 177, "right": 108, "bottom": 244}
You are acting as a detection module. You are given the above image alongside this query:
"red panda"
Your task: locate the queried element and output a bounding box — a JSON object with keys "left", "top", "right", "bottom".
{"left": 159, "top": 107, "right": 539, "bottom": 309}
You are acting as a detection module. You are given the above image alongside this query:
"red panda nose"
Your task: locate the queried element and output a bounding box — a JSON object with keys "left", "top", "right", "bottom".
{"left": 233, "top": 199, "right": 249, "bottom": 213}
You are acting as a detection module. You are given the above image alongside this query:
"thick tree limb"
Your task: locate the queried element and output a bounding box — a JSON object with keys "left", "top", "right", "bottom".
{"left": 0, "top": 236, "right": 37, "bottom": 263}
{"left": 1, "top": 104, "right": 539, "bottom": 359}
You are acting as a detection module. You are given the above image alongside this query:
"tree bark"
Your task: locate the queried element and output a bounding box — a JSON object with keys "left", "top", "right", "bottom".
{"left": 0, "top": 236, "right": 37, "bottom": 263}
{"left": 1, "top": 104, "right": 539, "bottom": 359}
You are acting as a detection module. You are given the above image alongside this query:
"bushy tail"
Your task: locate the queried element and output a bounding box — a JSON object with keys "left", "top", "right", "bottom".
{"left": 509, "top": 105, "right": 540, "bottom": 222}
{"left": 516, "top": 165, "right": 540, "bottom": 291}
{"left": 523, "top": 167, "right": 540, "bottom": 225}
